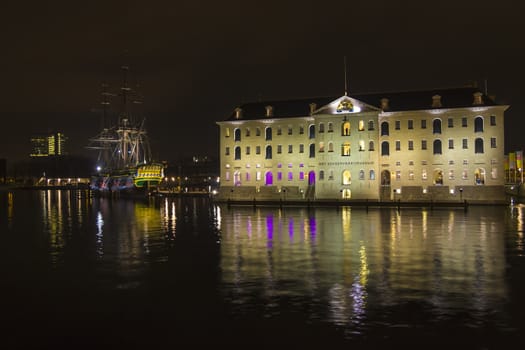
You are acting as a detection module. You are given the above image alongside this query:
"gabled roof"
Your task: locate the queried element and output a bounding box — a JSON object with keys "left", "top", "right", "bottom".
{"left": 313, "top": 95, "right": 381, "bottom": 115}
{"left": 223, "top": 87, "right": 498, "bottom": 121}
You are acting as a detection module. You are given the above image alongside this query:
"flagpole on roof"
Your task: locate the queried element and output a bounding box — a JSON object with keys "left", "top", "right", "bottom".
{"left": 344, "top": 56, "right": 348, "bottom": 96}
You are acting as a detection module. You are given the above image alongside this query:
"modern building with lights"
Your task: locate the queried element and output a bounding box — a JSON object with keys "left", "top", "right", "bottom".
{"left": 30, "top": 132, "right": 68, "bottom": 157}
{"left": 216, "top": 86, "right": 508, "bottom": 203}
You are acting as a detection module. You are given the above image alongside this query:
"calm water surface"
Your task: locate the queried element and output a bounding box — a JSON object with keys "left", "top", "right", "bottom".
{"left": 1, "top": 189, "right": 524, "bottom": 349}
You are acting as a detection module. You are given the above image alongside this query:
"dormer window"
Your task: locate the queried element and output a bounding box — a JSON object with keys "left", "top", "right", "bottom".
{"left": 432, "top": 95, "right": 442, "bottom": 108}
{"left": 265, "top": 105, "right": 273, "bottom": 117}
{"left": 473, "top": 92, "right": 484, "bottom": 105}
{"left": 234, "top": 107, "right": 242, "bottom": 119}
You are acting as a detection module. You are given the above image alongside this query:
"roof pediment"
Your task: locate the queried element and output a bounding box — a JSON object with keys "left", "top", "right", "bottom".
{"left": 312, "top": 95, "right": 381, "bottom": 115}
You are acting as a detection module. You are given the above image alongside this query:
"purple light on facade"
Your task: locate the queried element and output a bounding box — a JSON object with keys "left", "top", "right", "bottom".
{"left": 288, "top": 218, "right": 294, "bottom": 239}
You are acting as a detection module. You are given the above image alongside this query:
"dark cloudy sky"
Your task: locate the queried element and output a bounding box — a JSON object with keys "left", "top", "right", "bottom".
{"left": 1, "top": 0, "right": 524, "bottom": 163}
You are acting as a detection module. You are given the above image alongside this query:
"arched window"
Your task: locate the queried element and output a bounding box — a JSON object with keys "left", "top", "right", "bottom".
{"left": 234, "top": 128, "right": 241, "bottom": 141}
{"left": 433, "top": 119, "right": 442, "bottom": 134}
{"left": 342, "top": 142, "right": 351, "bottom": 156}
{"left": 309, "top": 124, "right": 315, "bottom": 139}
{"left": 327, "top": 122, "right": 334, "bottom": 132}
{"left": 328, "top": 141, "right": 334, "bottom": 152}
{"left": 342, "top": 121, "right": 351, "bottom": 136}
{"left": 265, "top": 145, "right": 272, "bottom": 159}
{"left": 359, "top": 169, "right": 365, "bottom": 180}
{"left": 475, "top": 168, "right": 485, "bottom": 185}
{"left": 433, "top": 139, "right": 442, "bottom": 154}
{"left": 381, "top": 122, "right": 389, "bottom": 136}
{"left": 369, "top": 141, "right": 375, "bottom": 151}
{"left": 369, "top": 170, "right": 375, "bottom": 180}
{"left": 342, "top": 170, "right": 351, "bottom": 184}
{"left": 234, "top": 146, "right": 241, "bottom": 160}
{"left": 474, "top": 116, "right": 484, "bottom": 132}
{"left": 265, "top": 127, "right": 272, "bottom": 141}
{"left": 381, "top": 141, "right": 390, "bottom": 156}
{"left": 475, "top": 138, "right": 484, "bottom": 153}
{"left": 434, "top": 169, "right": 443, "bottom": 185}
{"left": 309, "top": 143, "right": 315, "bottom": 158}
{"left": 359, "top": 140, "right": 365, "bottom": 151}
{"left": 265, "top": 171, "right": 273, "bottom": 185}
{"left": 358, "top": 120, "right": 365, "bottom": 131}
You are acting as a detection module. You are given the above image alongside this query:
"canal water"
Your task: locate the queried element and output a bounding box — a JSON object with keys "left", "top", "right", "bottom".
{"left": 1, "top": 189, "right": 524, "bottom": 349}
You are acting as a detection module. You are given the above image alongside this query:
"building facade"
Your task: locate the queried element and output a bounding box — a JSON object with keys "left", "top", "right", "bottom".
{"left": 30, "top": 132, "right": 67, "bottom": 157}
{"left": 216, "top": 87, "right": 508, "bottom": 203}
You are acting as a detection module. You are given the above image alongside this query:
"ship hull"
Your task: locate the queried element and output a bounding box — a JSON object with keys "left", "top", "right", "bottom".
{"left": 90, "top": 164, "right": 164, "bottom": 197}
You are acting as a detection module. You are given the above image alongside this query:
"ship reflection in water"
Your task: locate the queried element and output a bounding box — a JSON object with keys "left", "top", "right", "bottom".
{"left": 1, "top": 190, "right": 524, "bottom": 347}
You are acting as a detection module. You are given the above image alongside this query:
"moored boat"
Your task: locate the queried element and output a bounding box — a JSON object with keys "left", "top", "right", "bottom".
{"left": 87, "top": 66, "right": 164, "bottom": 196}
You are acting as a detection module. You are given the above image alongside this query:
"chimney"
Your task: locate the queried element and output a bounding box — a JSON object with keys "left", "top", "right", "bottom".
{"left": 234, "top": 107, "right": 242, "bottom": 119}
{"left": 265, "top": 105, "right": 273, "bottom": 117}
{"left": 380, "top": 98, "right": 389, "bottom": 111}
{"left": 472, "top": 92, "right": 484, "bottom": 105}
{"left": 309, "top": 103, "right": 317, "bottom": 115}
{"left": 431, "top": 95, "right": 442, "bottom": 108}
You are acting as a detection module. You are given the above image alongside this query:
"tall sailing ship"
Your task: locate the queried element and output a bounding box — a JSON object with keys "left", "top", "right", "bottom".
{"left": 87, "top": 66, "right": 164, "bottom": 195}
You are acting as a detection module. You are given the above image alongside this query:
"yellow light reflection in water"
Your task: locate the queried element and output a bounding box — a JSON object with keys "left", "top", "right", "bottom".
{"left": 7, "top": 191, "right": 13, "bottom": 228}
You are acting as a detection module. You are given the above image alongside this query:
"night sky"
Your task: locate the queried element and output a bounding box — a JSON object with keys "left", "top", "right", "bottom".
{"left": 1, "top": 0, "right": 524, "bottom": 163}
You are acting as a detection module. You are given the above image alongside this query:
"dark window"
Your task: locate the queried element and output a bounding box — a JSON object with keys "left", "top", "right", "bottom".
{"left": 462, "top": 117, "right": 467, "bottom": 127}
{"left": 490, "top": 115, "right": 496, "bottom": 126}
{"left": 381, "top": 141, "right": 390, "bottom": 156}
{"left": 234, "top": 128, "right": 241, "bottom": 141}
{"left": 408, "top": 120, "right": 413, "bottom": 129}
{"left": 433, "top": 119, "right": 442, "bottom": 134}
{"left": 309, "top": 143, "right": 315, "bottom": 158}
{"left": 235, "top": 146, "right": 241, "bottom": 160}
{"left": 309, "top": 125, "right": 315, "bottom": 139}
{"left": 474, "top": 117, "right": 484, "bottom": 132}
{"left": 421, "top": 119, "right": 427, "bottom": 129}
{"left": 381, "top": 122, "right": 389, "bottom": 136}
{"left": 395, "top": 120, "right": 400, "bottom": 130}
{"left": 433, "top": 140, "right": 442, "bottom": 155}
{"left": 265, "top": 145, "right": 272, "bottom": 159}
{"left": 265, "top": 127, "right": 272, "bottom": 140}
{"left": 448, "top": 118, "right": 453, "bottom": 128}
{"left": 475, "top": 138, "right": 484, "bottom": 153}
{"left": 491, "top": 137, "right": 497, "bottom": 148}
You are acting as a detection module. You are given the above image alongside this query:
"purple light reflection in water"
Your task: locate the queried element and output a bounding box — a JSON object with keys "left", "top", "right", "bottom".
{"left": 246, "top": 217, "right": 252, "bottom": 239}
{"left": 309, "top": 216, "right": 317, "bottom": 241}
{"left": 266, "top": 214, "right": 274, "bottom": 249}
{"left": 288, "top": 218, "right": 294, "bottom": 241}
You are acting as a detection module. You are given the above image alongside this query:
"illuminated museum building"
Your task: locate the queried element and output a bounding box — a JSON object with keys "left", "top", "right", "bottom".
{"left": 216, "top": 87, "right": 507, "bottom": 202}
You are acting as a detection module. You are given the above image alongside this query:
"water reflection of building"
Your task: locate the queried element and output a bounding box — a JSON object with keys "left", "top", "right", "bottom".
{"left": 218, "top": 206, "right": 507, "bottom": 323}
